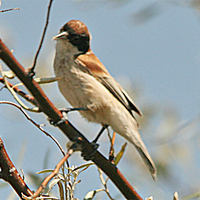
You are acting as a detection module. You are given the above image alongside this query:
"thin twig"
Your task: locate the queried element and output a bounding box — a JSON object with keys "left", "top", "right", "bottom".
{"left": 30, "top": 146, "right": 75, "bottom": 200}
{"left": 0, "top": 8, "right": 20, "bottom": 13}
{"left": 0, "top": 77, "right": 39, "bottom": 107}
{"left": 0, "top": 101, "right": 65, "bottom": 156}
{"left": 0, "top": 64, "right": 40, "bottom": 112}
{"left": 29, "top": 0, "right": 54, "bottom": 74}
{"left": 4, "top": 79, "right": 39, "bottom": 112}
{"left": 98, "top": 168, "right": 114, "bottom": 200}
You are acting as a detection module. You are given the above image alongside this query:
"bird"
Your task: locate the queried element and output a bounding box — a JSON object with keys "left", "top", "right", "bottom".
{"left": 53, "top": 19, "right": 157, "bottom": 180}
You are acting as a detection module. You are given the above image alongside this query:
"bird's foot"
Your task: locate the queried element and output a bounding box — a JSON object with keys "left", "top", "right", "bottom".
{"left": 49, "top": 116, "right": 67, "bottom": 126}
{"left": 81, "top": 142, "right": 99, "bottom": 160}
{"left": 49, "top": 107, "right": 87, "bottom": 126}
{"left": 60, "top": 107, "right": 88, "bottom": 114}
{"left": 81, "top": 125, "right": 108, "bottom": 160}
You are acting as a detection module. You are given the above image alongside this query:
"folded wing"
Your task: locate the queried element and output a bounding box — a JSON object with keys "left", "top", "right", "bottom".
{"left": 77, "top": 50, "right": 142, "bottom": 122}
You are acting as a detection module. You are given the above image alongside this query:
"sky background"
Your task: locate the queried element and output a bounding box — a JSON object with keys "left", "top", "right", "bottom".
{"left": 0, "top": 0, "right": 200, "bottom": 200}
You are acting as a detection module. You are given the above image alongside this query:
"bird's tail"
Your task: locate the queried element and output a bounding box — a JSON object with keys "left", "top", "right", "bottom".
{"left": 134, "top": 143, "right": 157, "bottom": 181}
{"left": 123, "top": 128, "right": 157, "bottom": 180}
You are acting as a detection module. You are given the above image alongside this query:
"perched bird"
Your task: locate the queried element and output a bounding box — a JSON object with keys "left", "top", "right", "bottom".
{"left": 53, "top": 19, "right": 157, "bottom": 179}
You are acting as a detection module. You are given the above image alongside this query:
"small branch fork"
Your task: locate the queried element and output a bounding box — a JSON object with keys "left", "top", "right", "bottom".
{"left": 0, "top": 39, "right": 142, "bottom": 200}
{"left": 0, "top": 77, "right": 38, "bottom": 106}
{"left": 24, "top": 144, "right": 76, "bottom": 200}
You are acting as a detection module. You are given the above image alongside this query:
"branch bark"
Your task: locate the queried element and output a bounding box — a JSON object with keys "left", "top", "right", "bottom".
{"left": 0, "top": 137, "right": 33, "bottom": 198}
{"left": 0, "top": 77, "right": 39, "bottom": 107}
{"left": 0, "top": 39, "right": 143, "bottom": 200}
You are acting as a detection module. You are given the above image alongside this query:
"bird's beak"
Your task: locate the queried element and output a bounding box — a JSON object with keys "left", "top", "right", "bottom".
{"left": 52, "top": 31, "right": 68, "bottom": 41}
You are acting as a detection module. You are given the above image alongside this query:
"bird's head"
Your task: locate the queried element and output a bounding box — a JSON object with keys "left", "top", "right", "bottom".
{"left": 53, "top": 20, "right": 90, "bottom": 57}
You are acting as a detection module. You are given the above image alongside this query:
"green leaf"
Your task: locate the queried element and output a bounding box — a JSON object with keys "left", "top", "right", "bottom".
{"left": 72, "top": 162, "right": 94, "bottom": 173}
{"left": 36, "top": 169, "right": 55, "bottom": 174}
{"left": 114, "top": 142, "right": 127, "bottom": 165}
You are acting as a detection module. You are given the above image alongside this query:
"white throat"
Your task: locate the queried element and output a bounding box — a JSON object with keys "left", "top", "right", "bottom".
{"left": 55, "top": 39, "right": 81, "bottom": 59}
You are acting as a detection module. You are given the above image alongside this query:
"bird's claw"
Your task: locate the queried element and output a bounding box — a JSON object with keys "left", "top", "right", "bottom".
{"left": 49, "top": 117, "right": 67, "bottom": 126}
{"left": 49, "top": 107, "right": 87, "bottom": 126}
{"left": 81, "top": 142, "right": 99, "bottom": 161}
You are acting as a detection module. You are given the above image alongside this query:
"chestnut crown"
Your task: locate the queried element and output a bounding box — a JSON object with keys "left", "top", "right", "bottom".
{"left": 59, "top": 20, "right": 90, "bottom": 54}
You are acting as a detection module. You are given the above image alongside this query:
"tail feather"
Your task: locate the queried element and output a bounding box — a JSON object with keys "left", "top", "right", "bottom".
{"left": 135, "top": 145, "right": 157, "bottom": 181}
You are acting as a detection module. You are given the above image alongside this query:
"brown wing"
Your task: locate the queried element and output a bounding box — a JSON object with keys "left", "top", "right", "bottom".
{"left": 77, "top": 50, "right": 142, "bottom": 118}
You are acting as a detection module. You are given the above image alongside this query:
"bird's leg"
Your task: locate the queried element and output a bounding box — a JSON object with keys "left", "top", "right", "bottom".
{"left": 92, "top": 125, "right": 109, "bottom": 143}
{"left": 82, "top": 125, "right": 109, "bottom": 160}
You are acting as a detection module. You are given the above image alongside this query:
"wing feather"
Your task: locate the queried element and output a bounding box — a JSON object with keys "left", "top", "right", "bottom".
{"left": 77, "top": 51, "right": 142, "bottom": 119}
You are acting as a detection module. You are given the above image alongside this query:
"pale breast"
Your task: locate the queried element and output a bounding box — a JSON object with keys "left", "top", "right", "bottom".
{"left": 54, "top": 56, "right": 114, "bottom": 124}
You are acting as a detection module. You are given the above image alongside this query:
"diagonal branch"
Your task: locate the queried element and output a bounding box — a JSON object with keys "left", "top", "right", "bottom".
{"left": 0, "top": 39, "right": 143, "bottom": 200}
